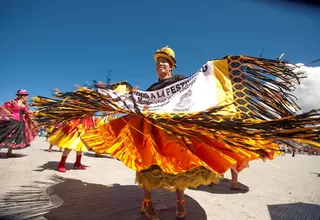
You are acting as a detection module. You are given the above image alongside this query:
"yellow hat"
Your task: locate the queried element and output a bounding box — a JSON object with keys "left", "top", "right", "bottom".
{"left": 154, "top": 46, "right": 177, "bottom": 68}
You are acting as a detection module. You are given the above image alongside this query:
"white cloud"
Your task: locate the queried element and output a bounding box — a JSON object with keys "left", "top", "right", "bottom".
{"left": 290, "top": 64, "right": 320, "bottom": 112}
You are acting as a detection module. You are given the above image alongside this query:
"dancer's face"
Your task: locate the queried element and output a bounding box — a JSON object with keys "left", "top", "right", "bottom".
{"left": 21, "top": 95, "right": 29, "bottom": 103}
{"left": 156, "top": 57, "right": 172, "bottom": 80}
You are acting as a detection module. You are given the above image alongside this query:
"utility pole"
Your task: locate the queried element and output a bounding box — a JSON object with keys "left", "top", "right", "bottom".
{"left": 260, "top": 48, "right": 264, "bottom": 58}
{"left": 102, "top": 70, "right": 112, "bottom": 118}
{"left": 107, "top": 70, "right": 112, "bottom": 86}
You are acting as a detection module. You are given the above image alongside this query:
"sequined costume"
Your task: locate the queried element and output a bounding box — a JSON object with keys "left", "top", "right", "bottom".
{"left": 30, "top": 53, "right": 320, "bottom": 189}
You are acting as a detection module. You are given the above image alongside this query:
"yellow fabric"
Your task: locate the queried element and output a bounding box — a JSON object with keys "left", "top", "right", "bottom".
{"left": 212, "top": 59, "right": 237, "bottom": 115}
{"left": 114, "top": 84, "right": 129, "bottom": 93}
{"left": 49, "top": 118, "right": 95, "bottom": 152}
{"left": 95, "top": 115, "right": 116, "bottom": 127}
{"left": 48, "top": 125, "right": 56, "bottom": 134}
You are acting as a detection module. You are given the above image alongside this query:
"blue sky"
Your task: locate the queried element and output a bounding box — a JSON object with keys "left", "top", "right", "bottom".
{"left": 0, "top": 0, "right": 319, "bottom": 104}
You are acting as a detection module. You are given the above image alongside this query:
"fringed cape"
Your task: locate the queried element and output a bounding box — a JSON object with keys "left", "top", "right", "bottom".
{"left": 30, "top": 56, "right": 320, "bottom": 158}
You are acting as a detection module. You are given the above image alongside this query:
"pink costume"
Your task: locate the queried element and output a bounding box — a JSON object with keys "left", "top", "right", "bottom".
{"left": 0, "top": 90, "right": 38, "bottom": 149}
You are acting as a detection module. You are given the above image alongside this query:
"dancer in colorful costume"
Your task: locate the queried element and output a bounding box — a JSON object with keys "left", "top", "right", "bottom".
{"left": 49, "top": 117, "right": 95, "bottom": 172}
{"left": 0, "top": 89, "right": 38, "bottom": 157}
{"left": 31, "top": 47, "right": 320, "bottom": 219}
{"left": 82, "top": 47, "right": 268, "bottom": 219}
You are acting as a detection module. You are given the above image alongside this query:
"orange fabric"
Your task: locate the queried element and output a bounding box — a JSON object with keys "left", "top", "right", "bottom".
{"left": 81, "top": 115, "right": 277, "bottom": 175}
{"left": 190, "top": 137, "right": 254, "bottom": 173}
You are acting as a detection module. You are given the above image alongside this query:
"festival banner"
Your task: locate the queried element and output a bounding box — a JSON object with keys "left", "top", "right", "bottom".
{"left": 98, "top": 61, "right": 222, "bottom": 113}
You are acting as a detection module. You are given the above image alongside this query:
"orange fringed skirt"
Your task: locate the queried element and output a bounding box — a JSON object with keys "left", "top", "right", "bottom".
{"left": 81, "top": 115, "right": 277, "bottom": 191}
{"left": 49, "top": 118, "right": 96, "bottom": 152}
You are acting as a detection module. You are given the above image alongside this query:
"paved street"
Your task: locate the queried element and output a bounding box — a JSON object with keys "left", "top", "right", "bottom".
{"left": 0, "top": 137, "right": 319, "bottom": 220}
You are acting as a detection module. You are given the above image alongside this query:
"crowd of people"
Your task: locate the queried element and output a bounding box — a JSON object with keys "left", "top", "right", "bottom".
{"left": 1, "top": 46, "right": 320, "bottom": 219}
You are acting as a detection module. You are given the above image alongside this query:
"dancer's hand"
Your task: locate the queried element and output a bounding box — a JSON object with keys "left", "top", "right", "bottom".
{"left": 0, "top": 116, "right": 10, "bottom": 121}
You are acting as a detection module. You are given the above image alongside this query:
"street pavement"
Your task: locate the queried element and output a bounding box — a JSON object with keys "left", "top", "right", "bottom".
{"left": 0, "top": 137, "right": 319, "bottom": 220}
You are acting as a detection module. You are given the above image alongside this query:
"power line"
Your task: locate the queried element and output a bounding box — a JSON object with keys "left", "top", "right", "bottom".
{"left": 304, "top": 58, "right": 320, "bottom": 66}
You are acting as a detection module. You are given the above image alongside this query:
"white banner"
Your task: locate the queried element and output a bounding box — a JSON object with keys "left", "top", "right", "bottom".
{"left": 98, "top": 61, "right": 219, "bottom": 113}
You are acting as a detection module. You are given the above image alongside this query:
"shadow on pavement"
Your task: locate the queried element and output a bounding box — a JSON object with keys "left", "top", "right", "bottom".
{"left": 267, "top": 202, "right": 320, "bottom": 220}
{"left": 0, "top": 175, "right": 208, "bottom": 220}
{"left": 83, "top": 152, "right": 115, "bottom": 159}
{"left": 33, "top": 161, "right": 90, "bottom": 172}
{"left": 44, "top": 149, "right": 63, "bottom": 153}
{"left": 0, "top": 152, "right": 28, "bottom": 159}
{"left": 310, "top": 172, "right": 320, "bottom": 178}
{"left": 188, "top": 178, "right": 249, "bottom": 194}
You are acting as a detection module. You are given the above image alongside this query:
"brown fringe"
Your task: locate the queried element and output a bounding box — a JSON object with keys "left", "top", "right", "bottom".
{"left": 30, "top": 56, "right": 320, "bottom": 153}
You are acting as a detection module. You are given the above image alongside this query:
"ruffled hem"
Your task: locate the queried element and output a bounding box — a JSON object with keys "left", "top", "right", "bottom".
{"left": 0, "top": 142, "right": 29, "bottom": 149}
{"left": 135, "top": 166, "right": 221, "bottom": 192}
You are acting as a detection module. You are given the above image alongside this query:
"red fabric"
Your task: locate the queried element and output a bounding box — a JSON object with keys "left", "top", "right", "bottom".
{"left": 75, "top": 154, "right": 82, "bottom": 165}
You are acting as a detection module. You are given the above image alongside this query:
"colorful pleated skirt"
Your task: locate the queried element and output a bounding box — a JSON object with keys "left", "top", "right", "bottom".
{"left": 49, "top": 118, "right": 95, "bottom": 152}
{"left": 81, "top": 114, "right": 277, "bottom": 191}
